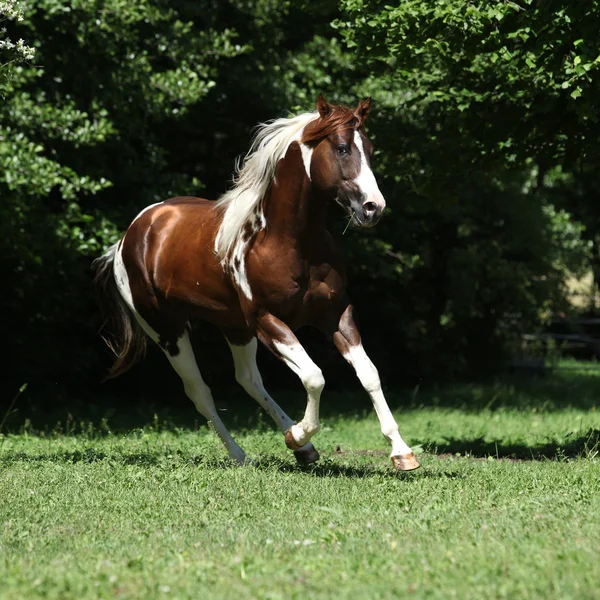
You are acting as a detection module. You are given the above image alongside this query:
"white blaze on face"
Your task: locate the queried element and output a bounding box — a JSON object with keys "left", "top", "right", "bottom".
{"left": 353, "top": 131, "right": 386, "bottom": 212}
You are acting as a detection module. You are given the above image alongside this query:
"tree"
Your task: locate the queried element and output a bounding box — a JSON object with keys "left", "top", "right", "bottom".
{"left": 1, "top": 0, "right": 35, "bottom": 79}
{"left": 0, "top": 0, "right": 245, "bottom": 384}
{"left": 330, "top": 0, "right": 593, "bottom": 376}
{"left": 2, "top": 0, "right": 593, "bottom": 396}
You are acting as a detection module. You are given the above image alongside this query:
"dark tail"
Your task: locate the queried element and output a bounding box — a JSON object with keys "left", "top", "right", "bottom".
{"left": 92, "top": 243, "right": 147, "bottom": 379}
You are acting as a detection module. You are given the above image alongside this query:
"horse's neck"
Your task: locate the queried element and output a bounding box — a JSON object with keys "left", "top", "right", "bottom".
{"left": 263, "top": 142, "right": 328, "bottom": 251}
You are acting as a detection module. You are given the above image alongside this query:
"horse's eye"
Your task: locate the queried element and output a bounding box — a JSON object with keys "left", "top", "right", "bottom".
{"left": 336, "top": 145, "right": 349, "bottom": 156}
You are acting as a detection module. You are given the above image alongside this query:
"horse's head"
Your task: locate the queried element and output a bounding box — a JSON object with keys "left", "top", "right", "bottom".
{"left": 301, "top": 95, "right": 385, "bottom": 227}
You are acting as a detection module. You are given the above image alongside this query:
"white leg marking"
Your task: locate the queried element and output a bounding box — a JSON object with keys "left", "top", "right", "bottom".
{"left": 228, "top": 338, "right": 318, "bottom": 457}
{"left": 114, "top": 243, "right": 246, "bottom": 463}
{"left": 167, "top": 333, "right": 246, "bottom": 464}
{"left": 272, "top": 341, "right": 324, "bottom": 447}
{"left": 353, "top": 132, "right": 386, "bottom": 211}
{"left": 344, "top": 342, "right": 412, "bottom": 457}
{"left": 228, "top": 338, "right": 296, "bottom": 432}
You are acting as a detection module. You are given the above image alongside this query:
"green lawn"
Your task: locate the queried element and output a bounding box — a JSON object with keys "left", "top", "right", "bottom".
{"left": 1, "top": 366, "right": 600, "bottom": 599}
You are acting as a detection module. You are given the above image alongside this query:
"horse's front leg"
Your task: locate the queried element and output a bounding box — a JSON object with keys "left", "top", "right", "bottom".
{"left": 332, "top": 304, "right": 420, "bottom": 471}
{"left": 257, "top": 313, "right": 324, "bottom": 451}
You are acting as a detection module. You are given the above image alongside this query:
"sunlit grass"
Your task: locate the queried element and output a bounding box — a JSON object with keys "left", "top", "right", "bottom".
{"left": 1, "top": 367, "right": 599, "bottom": 599}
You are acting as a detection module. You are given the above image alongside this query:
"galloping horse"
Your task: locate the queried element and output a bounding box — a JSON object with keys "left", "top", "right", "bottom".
{"left": 93, "top": 95, "right": 419, "bottom": 471}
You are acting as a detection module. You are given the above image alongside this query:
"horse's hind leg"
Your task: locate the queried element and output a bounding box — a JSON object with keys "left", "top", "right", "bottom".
{"left": 150, "top": 329, "right": 247, "bottom": 465}
{"left": 226, "top": 336, "right": 320, "bottom": 466}
{"left": 111, "top": 243, "right": 245, "bottom": 463}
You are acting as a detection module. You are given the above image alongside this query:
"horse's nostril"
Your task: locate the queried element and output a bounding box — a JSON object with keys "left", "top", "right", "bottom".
{"left": 363, "top": 201, "right": 378, "bottom": 214}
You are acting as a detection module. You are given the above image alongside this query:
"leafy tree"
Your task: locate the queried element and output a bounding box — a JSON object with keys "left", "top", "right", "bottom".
{"left": 1, "top": 0, "right": 594, "bottom": 398}
{"left": 331, "top": 0, "right": 593, "bottom": 376}
{"left": 1, "top": 0, "right": 35, "bottom": 76}
{"left": 0, "top": 0, "right": 245, "bottom": 384}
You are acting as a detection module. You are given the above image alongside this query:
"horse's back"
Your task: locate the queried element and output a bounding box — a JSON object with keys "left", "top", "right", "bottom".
{"left": 118, "top": 196, "right": 246, "bottom": 330}
{"left": 125, "top": 196, "right": 220, "bottom": 259}
{"left": 163, "top": 195, "right": 214, "bottom": 208}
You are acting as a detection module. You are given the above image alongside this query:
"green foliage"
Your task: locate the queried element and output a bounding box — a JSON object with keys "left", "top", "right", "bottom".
{"left": 0, "top": 0, "right": 35, "bottom": 76}
{"left": 332, "top": 0, "right": 596, "bottom": 377}
{"left": 336, "top": 0, "right": 600, "bottom": 163}
{"left": 0, "top": 0, "right": 596, "bottom": 389}
{"left": 0, "top": 0, "right": 247, "bottom": 380}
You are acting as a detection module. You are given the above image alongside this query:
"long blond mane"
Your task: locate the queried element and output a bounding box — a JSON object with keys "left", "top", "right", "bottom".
{"left": 214, "top": 111, "right": 318, "bottom": 261}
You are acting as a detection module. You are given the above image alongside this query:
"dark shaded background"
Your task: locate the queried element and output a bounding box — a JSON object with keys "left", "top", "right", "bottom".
{"left": 2, "top": 0, "right": 599, "bottom": 416}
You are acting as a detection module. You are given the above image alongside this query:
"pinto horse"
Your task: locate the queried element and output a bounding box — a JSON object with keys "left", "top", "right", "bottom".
{"left": 93, "top": 95, "right": 419, "bottom": 471}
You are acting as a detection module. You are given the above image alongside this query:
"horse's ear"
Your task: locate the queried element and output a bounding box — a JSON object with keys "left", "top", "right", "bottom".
{"left": 317, "top": 94, "right": 332, "bottom": 118}
{"left": 357, "top": 97, "right": 372, "bottom": 121}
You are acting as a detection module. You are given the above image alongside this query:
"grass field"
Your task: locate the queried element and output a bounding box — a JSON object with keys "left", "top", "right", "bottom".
{"left": 1, "top": 364, "right": 600, "bottom": 599}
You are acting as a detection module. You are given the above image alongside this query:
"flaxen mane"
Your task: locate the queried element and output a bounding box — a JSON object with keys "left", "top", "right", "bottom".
{"left": 214, "top": 105, "right": 361, "bottom": 263}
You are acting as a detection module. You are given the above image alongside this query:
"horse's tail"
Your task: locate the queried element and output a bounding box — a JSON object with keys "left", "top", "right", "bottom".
{"left": 92, "top": 242, "right": 147, "bottom": 380}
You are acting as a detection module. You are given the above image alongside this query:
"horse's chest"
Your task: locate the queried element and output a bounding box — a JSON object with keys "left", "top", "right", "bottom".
{"left": 243, "top": 240, "right": 345, "bottom": 326}
{"left": 252, "top": 260, "right": 342, "bottom": 321}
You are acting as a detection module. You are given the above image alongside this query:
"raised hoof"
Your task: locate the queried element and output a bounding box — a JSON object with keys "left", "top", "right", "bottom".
{"left": 284, "top": 428, "right": 302, "bottom": 451}
{"left": 294, "top": 444, "right": 320, "bottom": 466}
{"left": 391, "top": 453, "right": 420, "bottom": 472}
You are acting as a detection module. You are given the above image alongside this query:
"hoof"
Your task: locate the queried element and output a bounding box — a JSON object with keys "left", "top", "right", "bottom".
{"left": 294, "top": 444, "right": 320, "bottom": 466}
{"left": 284, "top": 428, "right": 302, "bottom": 450}
{"left": 391, "top": 453, "right": 420, "bottom": 472}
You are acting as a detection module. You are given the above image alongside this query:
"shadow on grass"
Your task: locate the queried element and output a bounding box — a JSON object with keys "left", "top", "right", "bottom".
{"left": 403, "top": 369, "right": 600, "bottom": 413}
{"left": 0, "top": 447, "right": 463, "bottom": 480}
{"left": 2, "top": 365, "right": 600, "bottom": 448}
{"left": 4, "top": 426, "right": 598, "bottom": 478}
{"left": 426, "top": 428, "right": 600, "bottom": 461}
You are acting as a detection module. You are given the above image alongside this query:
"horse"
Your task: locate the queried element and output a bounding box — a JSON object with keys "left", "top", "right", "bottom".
{"left": 93, "top": 94, "right": 419, "bottom": 471}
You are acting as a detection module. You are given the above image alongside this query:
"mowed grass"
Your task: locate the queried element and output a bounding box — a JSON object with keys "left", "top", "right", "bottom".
{"left": 1, "top": 365, "right": 600, "bottom": 599}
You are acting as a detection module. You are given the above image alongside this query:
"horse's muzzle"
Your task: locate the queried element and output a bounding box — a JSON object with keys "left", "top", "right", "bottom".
{"left": 350, "top": 198, "right": 384, "bottom": 227}
{"left": 360, "top": 200, "right": 384, "bottom": 226}
{"left": 336, "top": 185, "right": 385, "bottom": 227}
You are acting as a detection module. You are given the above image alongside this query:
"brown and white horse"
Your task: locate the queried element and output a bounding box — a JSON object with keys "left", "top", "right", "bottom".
{"left": 93, "top": 95, "right": 419, "bottom": 471}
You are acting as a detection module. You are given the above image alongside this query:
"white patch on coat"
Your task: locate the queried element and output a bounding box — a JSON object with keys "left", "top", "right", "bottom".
{"left": 213, "top": 114, "right": 320, "bottom": 300}
{"left": 229, "top": 236, "right": 254, "bottom": 300}
{"left": 132, "top": 201, "right": 164, "bottom": 223}
{"left": 113, "top": 238, "right": 160, "bottom": 345}
{"left": 292, "top": 129, "right": 313, "bottom": 179}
